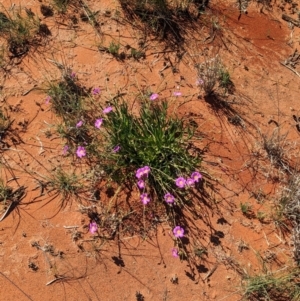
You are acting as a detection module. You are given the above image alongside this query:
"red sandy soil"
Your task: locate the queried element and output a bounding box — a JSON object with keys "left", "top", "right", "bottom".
{"left": 1, "top": 0, "right": 300, "bottom": 300}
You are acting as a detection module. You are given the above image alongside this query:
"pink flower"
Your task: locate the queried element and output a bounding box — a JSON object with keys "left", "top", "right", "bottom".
{"left": 45, "top": 95, "right": 51, "bottom": 104}
{"left": 112, "top": 145, "right": 120, "bottom": 153}
{"left": 175, "top": 177, "right": 186, "bottom": 188}
{"left": 62, "top": 145, "right": 69, "bottom": 155}
{"left": 103, "top": 106, "right": 113, "bottom": 114}
{"left": 196, "top": 79, "right": 204, "bottom": 86}
{"left": 76, "top": 120, "right": 83, "bottom": 128}
{"left": 95, "top": 118, "right": 103, "bottom": 129}
{"left": 70, "top": 72, "right": 76, "bottom": 78}
{"left": 142, "top": 166, "right": 150, "bottom": 176}
{"left": 164, "top": 193, "right": 175, "bottom": 204}
{"left": 150, "top": 93, "right": 159, "bottom": 101}
{"left": 136, "top": 168, "right": 144, "bottom": 179}
{"left": 135, "top": 166, "right": 151, "bottom": 179}
{"left": 140, "top": 193, "right": 150, "bottom": 205}
{"left": 191, "top": 171, "right": 202, "bottom": 183}
{"left": 92, "top": 87, "right": 101, "bottom": 95}
{"left": 137, "top": 180, "right": 145, "bottom": 189}
{"left": 186, "top": 178, "right": 195, "bottom": 186}
{"left": 173, "top": 226, "right": 184, "bottom": 238}
{"left": 173, "top": 91, "right": 182, "bottom": 97}
{"left": 171, "top": 248, "right": 179, "bottom": 258}
{"left": 76, "top": 146, "right": 86, "bottom": 158}
{"left": 89, "top": 222, "right": 98, "bottom": 234}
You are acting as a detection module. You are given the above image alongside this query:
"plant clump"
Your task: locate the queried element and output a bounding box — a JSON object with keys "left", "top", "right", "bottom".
{"left": 242, "top": 269, "right": 300, "bottom": 301}
{"left": 118, "top": 0, "right": 208, "bottom": 44}
{"left": 101, "top": 99, "right": 201, "bottom": 202}
{"left": 45, "top": 68, "right": 204, "bottom": 259}
{"left": 0, "top": 107, "right": 11, "bottom": 140}
{"left": 0, "top": 6, "right": 49, "bottom": 57}
{"left": 196, "top": 55, "right": 233, "bottom": 96}
{"left": 282, "top": 173, "right": 300, "bottom": 263}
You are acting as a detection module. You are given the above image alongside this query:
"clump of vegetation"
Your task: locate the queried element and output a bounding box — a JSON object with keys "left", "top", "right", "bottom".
{"left": 281, "top": 173, "right": 300, "bottom": 264}
{"left": 196, "top": 55, "right": 233, "bottom": 96}
{"left": 218, "top": 67, "right": 234, "bottom": 93}
{"left": 52, "top": 0, "right": 71, "bottom": 13}
{"left": 118, "top": 0, "right": 207, "bottom": 44}
{"left": 101, "top": 99, "right": 201, "bottom": 201}
{"left": 98, "top": 41, "right": 129, "bottom": 60}
{"left": 47, "top": 73, "right": 203, "bottom": 205}
{"left": 0, "top": 6, "right": 48, "bottom": 57}
{"left": 242, "top": 268, "right": 300, "bottom": 301}
{"left": 0, "top": 45, "right": 8, "bottom": 68}
{"left": 108, "top": 41, "right": 120, "bottom": 57}
{"left": 46, "top": 71, "right": 88, "bottom": 122}
{"left": 45, "top": 66, "right": 100, "bottom": 150}
{"left": 36, "top": 168, "right": 86, "bottom": 213}
{"left": 130, "top": 47, "right": 145, "bottom": 60}
{"left": 240, "top": 202, "right": 252, "bottom": 216}
{"left": 0, "top": 179, "right": 13, "bottom": 203}
{"left": 0, "top": 107, "right": 11, "bottom": 140}
{"left": 260, "top": 128, "right": 291, "bottom": 172}
{"left": 0, "top": 178, "right": 25, "bottom": 222}
{"left": 256, "top": 211, "right": 266, "bottom": 222}
{"left": 271, "top": 197, "right": 291, "bottom": 235}
{"left": 45, "top": 72, "right": 204, "bottom": 259}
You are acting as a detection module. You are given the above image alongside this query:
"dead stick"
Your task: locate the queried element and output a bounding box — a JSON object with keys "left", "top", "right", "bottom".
{"left": 203, "top": 264, "right": 218, "bottom": 281}
{"left": 280, "top": 61, "right": 300, "bottom": 78}
{"left": 282, "top": 14, "right": 300, "bottom": 27}
{"left": 22, "top": 85, "right": 37, "bottom": 96}
{"left": 0, "top": 202, "right": 13, "bottom": 222}
{"left": 263, "top": 231, "right": 270, "bottom": 246}
{"left": 46, "top": 277, "right": 65, "bottom": 286}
